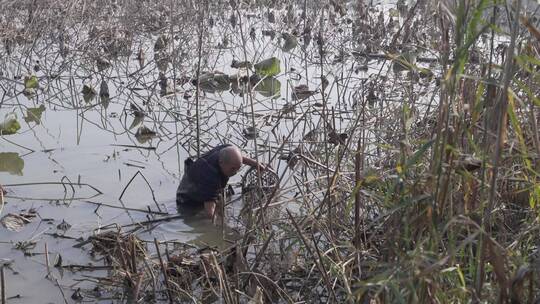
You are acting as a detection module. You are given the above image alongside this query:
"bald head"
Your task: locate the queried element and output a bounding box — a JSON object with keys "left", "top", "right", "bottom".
{"left": 219, "top": 145, "right": 243, "bottom": 177}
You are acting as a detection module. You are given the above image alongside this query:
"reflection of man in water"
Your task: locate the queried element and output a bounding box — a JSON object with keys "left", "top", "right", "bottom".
{"left": 176, "top": 144, "right": 264, "bottom": 218}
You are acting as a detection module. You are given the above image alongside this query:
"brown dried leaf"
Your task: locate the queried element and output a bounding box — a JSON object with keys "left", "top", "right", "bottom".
{"left": 248, "top": 286, "right": 264, "bottom": 304}
{"left": 520, "top": 16, "right": 540, "bottom": 42}
{"left": 510, "top": 265, "right": 533, "bottom": 303}
{"left": 1, "top": 212, "right": 35, "bottom": 232}
{"left": 486, "top": 239, "right": 509, "bottom": 299}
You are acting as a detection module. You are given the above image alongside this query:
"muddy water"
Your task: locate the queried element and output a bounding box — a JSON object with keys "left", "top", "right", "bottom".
{"left": 0, "top": 85, "right": 229, "bottom": 302}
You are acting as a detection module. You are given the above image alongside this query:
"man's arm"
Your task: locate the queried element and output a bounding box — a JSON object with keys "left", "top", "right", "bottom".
{"left": 242, "top": 156, "right": 266, "bottom": 171}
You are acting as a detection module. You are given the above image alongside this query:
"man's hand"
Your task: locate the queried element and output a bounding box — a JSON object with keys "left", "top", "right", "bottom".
{"left": 204, "top": 201, "right": 216, "bottom": 218}
{"left": 256, "top": 162, "right": 267, "bottom": 171}
{"left": 243, "top": 156, "right": 266, "bottom": 170}
{"left": 204, "top": 200, "right": 224, "bottom": 225}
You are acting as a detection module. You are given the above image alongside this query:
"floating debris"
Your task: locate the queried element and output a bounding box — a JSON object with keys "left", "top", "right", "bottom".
{"left": 24, "top": 75, "right": 38, "bottom": 90}
{"left": 231, "top": 59, "right": 252, "bottom": 69}
{"left": 254, "top": 57, "right": 280, "bottom": 77}
{"left": 99, "top": 80, "right": 110, "bottom": 107}
{"left": 292, "top": 84, "right": 317, "bottom": 100}
{"left": 95, "top": 57, "right": 111, "bottom": 71}
{"left": 71, "top": 288, "right": 83, "bottom": 301}
{"left": 195, "top": 72, "right": 231, "bottom": 93}
{"left": 1, "top": 210, "right": 36, "bottom": 232}
{"left": 328, "top": 130, "right": 348, "bottom": 145}
{"left": 253, "top": 76, "right": 281, "bottom": 97}
{"left": 82, "top": 84, "right": 97, "bottom": 103}
{"left": 0, "top": 153, "right": 24, "bottom": 175}
{"left": 243, "top": 126, "right": 258, "bottom": 139}
{"left": 281, "top": 32, "right": 298, "bottom": 52}
{"left": 57, "top": 219, "right": 72, "bottom": 232}
{"left": 135, "top": 125, "right": 158, "bottom": 144}
{"left": 0, "top": 114, "right": 21, "bottom": 135}
{"left": 24, "top": 105, "right": 46, "bottom": 124}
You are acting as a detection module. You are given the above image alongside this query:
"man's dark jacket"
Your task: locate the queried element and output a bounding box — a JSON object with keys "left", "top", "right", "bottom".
{"left": 176, "top": 144, "right": 230, "bottom": 205}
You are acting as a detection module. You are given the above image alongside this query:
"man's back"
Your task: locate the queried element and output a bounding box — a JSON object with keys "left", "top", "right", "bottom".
{"left": 176, "top": 144, "right": 231, "bottom": 205}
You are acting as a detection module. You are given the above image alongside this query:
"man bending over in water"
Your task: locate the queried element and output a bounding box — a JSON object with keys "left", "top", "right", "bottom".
{"left": 176, "top": 144, "right": 265, "bottom": 218}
